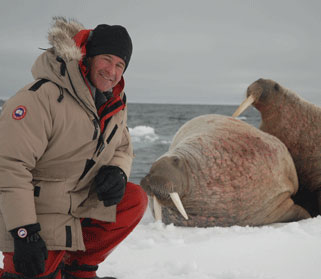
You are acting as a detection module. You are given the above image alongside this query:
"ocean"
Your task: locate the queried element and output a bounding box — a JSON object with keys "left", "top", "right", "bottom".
{"left": 127, "top": 103, "right": 261, "bottom": 184}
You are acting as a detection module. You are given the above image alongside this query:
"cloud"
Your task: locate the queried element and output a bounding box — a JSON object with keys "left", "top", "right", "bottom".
{"left": 1, "top": 0, "right": 320, "bottom": 105}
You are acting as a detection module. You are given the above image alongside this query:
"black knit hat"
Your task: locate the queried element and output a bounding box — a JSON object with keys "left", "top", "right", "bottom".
{"left": 86, "top": 24, "right": 133, "bottom": 71}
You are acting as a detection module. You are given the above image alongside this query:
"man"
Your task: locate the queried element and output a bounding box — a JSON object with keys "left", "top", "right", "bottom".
{"left": 0, "top": 17, "right": 147, "bottom": 279}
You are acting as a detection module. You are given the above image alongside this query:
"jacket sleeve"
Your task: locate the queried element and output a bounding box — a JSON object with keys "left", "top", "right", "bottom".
{"left": 0, "top": 85, "right": 52, "bottom": 231}
{"left": 108, "top": 106, "right": 133, "bottom": 178}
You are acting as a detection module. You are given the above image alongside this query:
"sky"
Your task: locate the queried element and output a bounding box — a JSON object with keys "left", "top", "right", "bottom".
{"left": 0, "top": 0, "right": 321, "bottom": 105}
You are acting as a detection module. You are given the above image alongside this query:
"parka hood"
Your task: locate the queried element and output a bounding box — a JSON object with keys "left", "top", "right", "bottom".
{"left": 31, "top": 17, "right": 125, "bottom": 115}
{"left": 48, "top": 16, "right": 86, "bottom": 62}
{"left": 31, "top": 16, "right": 89, "bottom": 86}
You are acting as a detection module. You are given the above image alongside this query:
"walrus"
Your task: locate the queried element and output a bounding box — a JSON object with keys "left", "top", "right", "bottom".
{"left": 233, "top": 78, "right": 321, "bottom": 216}
{"left": 140, "top": 114, "right": 310, "bottom": 227}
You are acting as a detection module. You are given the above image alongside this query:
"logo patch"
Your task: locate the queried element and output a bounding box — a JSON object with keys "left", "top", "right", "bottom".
{"left": 17, "top": 228, "right": 28, "bottom": 238}
{"left": 12, "top": 105, "right": 27, "bottom": 120}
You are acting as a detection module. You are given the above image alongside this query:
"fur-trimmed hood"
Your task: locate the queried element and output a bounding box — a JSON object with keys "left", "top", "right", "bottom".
{"left": 31, "top": 16, "right": 125, "bottom": 114}
{"left": 31, "top": 17, "right": 97, "bottom": 114}
{"left": 48, "top": 16, "right": 86, "bottom": 62}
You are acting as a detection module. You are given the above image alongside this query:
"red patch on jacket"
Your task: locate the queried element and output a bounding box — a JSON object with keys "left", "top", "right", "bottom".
{"left": 12, "top": 105, "right": 27, "bottom": 120}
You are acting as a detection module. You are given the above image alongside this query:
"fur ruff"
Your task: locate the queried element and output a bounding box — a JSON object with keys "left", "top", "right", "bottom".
{"left": 48, "top": 16, "right": 85, "bottom": 62}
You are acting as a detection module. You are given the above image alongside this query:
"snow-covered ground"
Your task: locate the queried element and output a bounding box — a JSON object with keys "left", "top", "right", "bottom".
{"left": 1, "top": 210, "right": 321, "bottom": 279}
{"left": 98, "top": 210, "right": 321, "bottom": 279}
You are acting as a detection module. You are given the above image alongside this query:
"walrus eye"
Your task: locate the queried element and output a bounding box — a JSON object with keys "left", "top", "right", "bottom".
{"left": 274, "top": 83, "right": 280, "bottom": 91}
{"left": 172, "top": 157, "right": 180, "bottom": 166}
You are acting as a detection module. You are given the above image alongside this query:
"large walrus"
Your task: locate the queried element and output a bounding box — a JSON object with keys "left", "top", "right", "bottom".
{"left": 233, "top": 78, "right": 321, "bottom": 216}
{"left": 140, "top": 114, "right": 310, "bottom": 227}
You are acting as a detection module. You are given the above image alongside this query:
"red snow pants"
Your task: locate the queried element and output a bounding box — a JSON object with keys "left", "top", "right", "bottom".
{"left": 0, "top": 182, "right": 148, "bottom": 279}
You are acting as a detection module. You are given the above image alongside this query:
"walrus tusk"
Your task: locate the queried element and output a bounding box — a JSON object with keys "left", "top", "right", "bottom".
{"left": 169, "top": 192, "right": 189, "bottom": 220}
{"left": 153, "top": 196, "right": 162, "bottom": 221}
{"left": 232, "top": 95, "right": 256, "bottom": 117}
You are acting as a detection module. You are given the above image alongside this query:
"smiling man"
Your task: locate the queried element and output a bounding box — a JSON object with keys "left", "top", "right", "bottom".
{"left": 0, "top": 18, "right": 147, "bottom": 279}
{"left": 89, "top": 54, "right": 124, "bottom": 90}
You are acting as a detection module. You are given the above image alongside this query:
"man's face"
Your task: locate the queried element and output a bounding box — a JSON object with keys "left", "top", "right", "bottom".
{"left": 88, "top": 54, "right": 125, "bottom": 92}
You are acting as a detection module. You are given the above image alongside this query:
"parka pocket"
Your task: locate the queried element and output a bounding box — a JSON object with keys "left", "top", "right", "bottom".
{"left": 32, "top": 177, "right": 70, "bottom": 214}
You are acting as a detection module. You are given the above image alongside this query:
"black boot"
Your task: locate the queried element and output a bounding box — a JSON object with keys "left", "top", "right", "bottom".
{"left": 63, "top": 261, "right": 116, "bottom": 279}
{"left": 63, "top": 271, "right": 116, "bottom": 279}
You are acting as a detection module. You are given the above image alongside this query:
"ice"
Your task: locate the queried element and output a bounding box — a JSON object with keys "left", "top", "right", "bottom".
{"left": 129, "top": 125, "right": 159, "bottom": 143}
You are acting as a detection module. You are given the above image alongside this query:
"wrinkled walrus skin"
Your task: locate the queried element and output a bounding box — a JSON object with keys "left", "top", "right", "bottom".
{"left": 141, "top": 114, "right": 310, "bottom": 227}
{"left": 244, "top": 79, "right": 321, "bottom": 216}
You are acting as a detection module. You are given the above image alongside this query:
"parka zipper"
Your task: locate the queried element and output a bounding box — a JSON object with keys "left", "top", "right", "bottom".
{"left": 66, "top": 68, "right": 106, "bottom": 156}
{"left": 92, "top": 119, "right": 99, "bottom": 140}
{"left": 66, "top": 69, "right": 99, "bottom": 124}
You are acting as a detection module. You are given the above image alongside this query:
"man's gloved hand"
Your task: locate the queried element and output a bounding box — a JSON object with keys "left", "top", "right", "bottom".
{"left": 94, "top": 165, "right": 127, "bottom": 207}
{"left": 10, "top": 223, "right": 48, "bottom": 277}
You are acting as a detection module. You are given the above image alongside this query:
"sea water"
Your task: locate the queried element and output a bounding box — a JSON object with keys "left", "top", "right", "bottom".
{"left": 127, "top": 103, "right": 261, "bottom": 184}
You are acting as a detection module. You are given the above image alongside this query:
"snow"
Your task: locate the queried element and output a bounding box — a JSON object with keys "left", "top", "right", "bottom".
{"left": 1, "top": 211, "right": 321, "bottom": 278}
{"left": 97, "top": 211, "right": 321, "bottom": 279}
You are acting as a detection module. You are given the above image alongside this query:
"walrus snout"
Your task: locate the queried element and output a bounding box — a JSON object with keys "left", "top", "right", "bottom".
{"left": 141, "top": 174, "right": 174, "bottom": 200}
{"left": 141, "top": 173, "right": 189, "bottom": 220}
{"left": 141, "top": 174, "right": 177, "bottom": 206}
{"left": 141, "top": 155, "right": 188, "bottom": 199}
{"left": 249, "top": 78, "right": 281, "bottom": 102}
{"left": 141, "top": 154, "right": 190, "bottom": 221}
{"left": 140, "top": 175, "right": 153, "bottom": 196}
{"left": 233, "top": 78, "right": 280, "bottom": 117}
{"left": 232, "top": 79, "right": 263, "bottom": 117}
{"left": 247, "top": 79, "right": 265, "bottom": 99}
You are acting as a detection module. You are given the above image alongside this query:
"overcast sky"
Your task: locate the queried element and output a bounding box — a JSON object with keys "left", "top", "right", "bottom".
{"left": 1, "top": 0, "right": 320, "bottom": 105}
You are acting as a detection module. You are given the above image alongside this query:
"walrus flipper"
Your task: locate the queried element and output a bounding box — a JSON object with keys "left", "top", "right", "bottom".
{"left": 277, "top": 204, "right": 311, "bottom": 223}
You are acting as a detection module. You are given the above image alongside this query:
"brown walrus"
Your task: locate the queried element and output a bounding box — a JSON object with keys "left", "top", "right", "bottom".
{"left": 140, "top": 114, "right": 310, "bottom": 227}
{"left": 233, "top": 78, "right": 321, "bottom": 216}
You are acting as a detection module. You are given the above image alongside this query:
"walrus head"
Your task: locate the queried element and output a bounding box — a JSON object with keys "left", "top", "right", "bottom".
{"left": 233, "top": 78, "right": 282, "bottom": 117}
{"left": 140, "top": 154, "right": 189, "bottom": 221}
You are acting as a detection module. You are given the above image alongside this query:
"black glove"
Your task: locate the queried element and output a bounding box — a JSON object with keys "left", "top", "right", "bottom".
{"left": 94, "top": 165, "right": 127, "bottom": 207}
{"left": 10, "top": 223, "right": 48, "bottom": 278}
